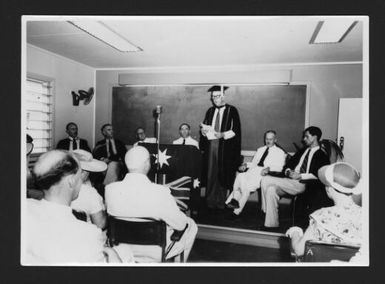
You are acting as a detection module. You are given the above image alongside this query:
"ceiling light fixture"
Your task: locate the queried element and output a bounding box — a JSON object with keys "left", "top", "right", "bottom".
{"left": 309, "top": 19, "right": 358, "bottom": 44}
{"left": 69, "top": 20, "right": 142, "bottom": 52}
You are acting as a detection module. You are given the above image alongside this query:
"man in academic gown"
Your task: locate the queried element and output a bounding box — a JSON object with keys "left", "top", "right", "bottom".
{"left": 200, "top": 85, "right": 242, "bottom": 210}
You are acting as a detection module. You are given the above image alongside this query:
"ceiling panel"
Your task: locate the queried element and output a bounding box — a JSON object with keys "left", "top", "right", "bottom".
{"left": 26, "top": 18, "right": 363, "bottom": 68}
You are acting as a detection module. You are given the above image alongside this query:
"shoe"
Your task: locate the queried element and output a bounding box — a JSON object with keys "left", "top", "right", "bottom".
{"left": 226, "top": 199, "right": 240, "bottom": 209}
{"left": 227, "top": 212, "right": 241, "bottom": 220}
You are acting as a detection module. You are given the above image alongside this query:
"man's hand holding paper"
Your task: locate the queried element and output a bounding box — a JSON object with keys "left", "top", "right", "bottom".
{"left": 200, "top": 123, "right": 218, "bottom": 140}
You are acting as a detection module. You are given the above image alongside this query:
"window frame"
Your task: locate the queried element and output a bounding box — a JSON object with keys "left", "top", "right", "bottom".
{"left": 26, "top": 73, "right": 55, "bottom": 159}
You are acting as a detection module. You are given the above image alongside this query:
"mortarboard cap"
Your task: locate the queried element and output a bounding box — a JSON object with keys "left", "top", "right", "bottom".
{"left": 207, "top": 85, "right": 229, "bottom": 93}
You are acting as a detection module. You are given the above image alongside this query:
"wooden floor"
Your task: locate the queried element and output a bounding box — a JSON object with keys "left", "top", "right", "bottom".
{"left": 192, "top": 198, "right": 294, "bottom": 234}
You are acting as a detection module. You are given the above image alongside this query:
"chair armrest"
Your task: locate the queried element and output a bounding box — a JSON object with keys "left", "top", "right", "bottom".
{"left": 171, "top": 224, "right": 188, "bottom": 241}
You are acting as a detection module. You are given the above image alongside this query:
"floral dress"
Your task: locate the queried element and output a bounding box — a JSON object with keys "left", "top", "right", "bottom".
{"left": 307, "top": 201, "right": 362, "bottom": 246}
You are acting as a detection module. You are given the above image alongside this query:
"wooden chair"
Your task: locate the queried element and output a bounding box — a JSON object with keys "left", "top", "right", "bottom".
{"left": 107, "top": 216, "right": 188, "bottom": 262}
{"left": 302, "top": 240, "right": 360, "bottom": 262}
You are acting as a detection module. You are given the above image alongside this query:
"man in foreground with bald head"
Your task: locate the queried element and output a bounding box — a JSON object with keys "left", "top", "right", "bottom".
{"left": 105, "top": 146, "right": 198, "bottom": 262}
{"left": 23, "top": 150, "right": 127, "bottom": 264}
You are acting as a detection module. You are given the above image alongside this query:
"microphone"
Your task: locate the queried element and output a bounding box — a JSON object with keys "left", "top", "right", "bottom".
{"left": 155, "top": 105, "right": 162, "bottom": 114}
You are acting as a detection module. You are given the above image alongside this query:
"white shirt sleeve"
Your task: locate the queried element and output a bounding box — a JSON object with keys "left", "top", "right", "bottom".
{"left": 300, "top": 173, "right": 317, "bottom": 180}
{"left": 158, "top": 190, "right": 188, "bottom": 231}
{"left": 223, "top": 130, "right": 235, "bottom": 140}
{"left": 88, "top": 188, "right": 106, "bottom": 214}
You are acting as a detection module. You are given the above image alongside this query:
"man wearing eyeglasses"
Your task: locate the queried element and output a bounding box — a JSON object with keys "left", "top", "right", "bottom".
{"left": 200, "top": 85, "right": 242, "bottom": 211}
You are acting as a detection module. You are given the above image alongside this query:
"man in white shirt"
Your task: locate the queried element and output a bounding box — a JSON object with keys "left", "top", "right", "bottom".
{"left": 71, "top": 149, "right": 108, "bottom": 230}
{"left": 105, "top": 146, "right": 198, "bottom": 262}
{"left": 133, "top": 127, "right": 157, "bottom": 146}
{"left": 23, "top": 150, "right": 128, "bottom": 264}
{"left": 260, "top": 126, "right": 330, "bottom": 229}
{"left": 225, "top": 130, "right": 286, "bottom": 215}
{"left": 172, "top": 123, "right": 199, "bottom": 149}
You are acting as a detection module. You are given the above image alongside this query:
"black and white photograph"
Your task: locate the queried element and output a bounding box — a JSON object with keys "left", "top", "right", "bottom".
{"left": 21, "top": 16, "right": 369, "bottom": 266}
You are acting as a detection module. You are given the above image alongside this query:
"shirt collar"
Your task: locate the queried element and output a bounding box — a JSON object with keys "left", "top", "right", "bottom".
{"left": 40, "top": 199, "right": 73, "bottom": 217}
{"left": 123, "top": 172, "right": 151, "bottom": 184}
{"left": 308, "top": 146, "right": 320, "bottom": 153}
{"left": 68, "top": 136, "right": 79, "bottom": 141}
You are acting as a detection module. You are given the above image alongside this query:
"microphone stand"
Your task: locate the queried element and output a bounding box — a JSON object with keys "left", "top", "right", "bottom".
{"left": 155, "top": 106, "right": 162, "bottom": 184}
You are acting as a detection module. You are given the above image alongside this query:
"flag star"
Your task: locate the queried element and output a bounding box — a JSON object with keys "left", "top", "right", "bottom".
{"left": 154, "top": 148, "right": 172, "bottom": 169}
{"left": 193, "top": 178, "right": 200, "bottom": 188}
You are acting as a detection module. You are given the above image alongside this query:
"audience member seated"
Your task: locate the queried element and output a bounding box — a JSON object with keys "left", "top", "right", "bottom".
{"left": 133, "top": 127, "right": 157, "bottom": 146}
{"left": 93, "top": 123, "right": 127, "bottom": 185}
{"left": 105, "top": 146, "right": 198, "bottom": 262}
{"left": 286, "top": 162, "right": 362, "bottom": 258}
{"left": 26, "top": 134, "right": 44, "bottom": 200}
{"left": 71, "top": 149, "right": 108, "bottom": 230}
{"left": 225, "top": 130, "right": 286, "bottom": 216}
{"left": 56, "top": 122, "right": 91, "bottom": 152}
{"left": 172, "top": 123, "right": 199, "bottom": 149}
{"left": 23, "top": 150, "right": 132, "bottom": 264}
{"left": 260, "top": 126, "right": 329, "bottom": 229}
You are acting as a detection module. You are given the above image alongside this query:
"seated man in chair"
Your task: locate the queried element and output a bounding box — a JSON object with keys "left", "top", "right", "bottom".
{"left": 56, "top": 122, "right": 91, "bottom": 152}
{"left": 93, "top": 123, "right": 127, "bottom": 185}
{"left": 105, "top": 146, "right": 198, "bottom": 262}
{"left": 260, "top": 126, "right": 329, "bottom": 229}
{"left": 225, "top": 130, "right": 286, "bottom": 216}
{"left": 24, "top": 150, "right": 128, "bottom": 264}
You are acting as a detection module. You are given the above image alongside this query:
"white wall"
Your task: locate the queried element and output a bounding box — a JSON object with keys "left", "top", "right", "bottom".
{"left": 95, "top": 64, "right": 362, "bottom": 143}
{"left": 27, "top": 44, "right": 95, "bottom": 148}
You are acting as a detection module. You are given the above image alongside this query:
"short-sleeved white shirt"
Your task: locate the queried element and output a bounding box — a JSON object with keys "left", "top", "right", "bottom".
{"left": 23, "top": 199, "right": 106, "bottom": 265}
{"left": 71, "top": 183, "right": 105, "bottom": 222}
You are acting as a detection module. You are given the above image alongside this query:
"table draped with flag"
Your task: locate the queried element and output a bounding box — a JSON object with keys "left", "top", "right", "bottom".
{"left": 139, "top": 143, "right": 202, "bottom": 212}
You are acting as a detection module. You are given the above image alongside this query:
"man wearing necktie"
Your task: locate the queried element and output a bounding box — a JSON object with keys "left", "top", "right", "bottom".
{"left": 56, "top": 122, "right": 91, "bottom": 152}
{"left": 172, "top": 123, "right": 199, "bottom": 149}
{"left": 93, "top": 124, "right": 127, "bottom": 185}
{"left": 200, "top": 85, "right": 241, "bottom": 210}
{"left": 225, "top": 130, "right": 286, "bottom": 216}
{"left": 260, "top": 126, "right": 330, "bottom": 229}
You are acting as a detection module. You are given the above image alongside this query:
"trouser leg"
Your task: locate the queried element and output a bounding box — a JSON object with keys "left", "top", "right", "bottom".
{"left": 261, "top": 176, "right": 305, "bottom": 227}
{"left": 233, "top": 189, "right": 251, "bottom": 215}
{"left": 263, "top": 183, "right": 280, "bottom": 227}
{"left": 166, "top": 217, "right": 198, "bottom": 261}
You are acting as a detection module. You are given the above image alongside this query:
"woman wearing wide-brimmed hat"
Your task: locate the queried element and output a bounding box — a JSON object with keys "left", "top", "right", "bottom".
{"left": 286, "top": 162, "right": 362, "bottom": 257}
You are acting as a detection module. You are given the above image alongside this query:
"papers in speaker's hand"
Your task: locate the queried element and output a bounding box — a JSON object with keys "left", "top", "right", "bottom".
{"left": 200, "top": 123, "right": 218, "bottom": 140}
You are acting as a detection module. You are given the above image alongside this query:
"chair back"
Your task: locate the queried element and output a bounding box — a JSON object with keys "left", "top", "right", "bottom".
{"left": 108, "top": 216, "right": 168, "bottom": 261}
{"left": 303, "top": 240, "right": 360, "bottom": 262}
{"left": 320, "top": 139, "right": 344, "bottom": 163}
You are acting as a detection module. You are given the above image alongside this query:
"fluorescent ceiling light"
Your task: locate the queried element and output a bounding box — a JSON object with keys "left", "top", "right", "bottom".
{"left": 310, "top": 19, "right": 358, "bottom": 44}
{"left": 69, "top": 21, "right": 142, "bottom": 52}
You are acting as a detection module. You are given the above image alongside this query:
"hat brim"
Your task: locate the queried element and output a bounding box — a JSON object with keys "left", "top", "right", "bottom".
{"left": 318, "top": 163, "right": 359, "bottom": 194}
{"left": 317, "top": 165, "right": 331, "bottom": 187}
{"left": 207, "top": 85, "right": 229, "bottom": 92}
{"left": 27, "top": 143, "right": 34, "bottom": 155}
{"left": 80, "top": 159, "right": 107, "bottom": 172}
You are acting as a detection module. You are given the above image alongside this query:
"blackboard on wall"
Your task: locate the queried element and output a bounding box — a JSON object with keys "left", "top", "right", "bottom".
{"left": 112, "top": 85, "right": 306, "bottom": 152}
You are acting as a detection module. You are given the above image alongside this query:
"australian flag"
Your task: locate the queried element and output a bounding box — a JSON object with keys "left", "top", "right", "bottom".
{"left": 138, "top": 143, "right": 202, "bottom": 213}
